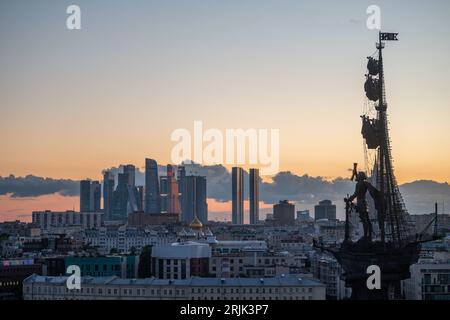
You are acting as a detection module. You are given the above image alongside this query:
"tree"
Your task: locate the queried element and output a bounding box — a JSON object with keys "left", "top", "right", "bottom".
{"left": 137, "top": 245, "right": 153, "bottom": 278}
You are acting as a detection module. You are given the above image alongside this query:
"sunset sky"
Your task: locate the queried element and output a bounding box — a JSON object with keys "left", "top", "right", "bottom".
{"left": 1, "top": 1, "right": 450, "bottom": 221}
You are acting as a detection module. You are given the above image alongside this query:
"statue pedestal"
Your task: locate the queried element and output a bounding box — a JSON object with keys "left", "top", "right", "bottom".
{"left": 333, "top": 240, "right": 420, "bottom": 300}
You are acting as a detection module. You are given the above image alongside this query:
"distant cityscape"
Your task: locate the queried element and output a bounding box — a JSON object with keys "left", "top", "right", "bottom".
{"left": 1, "top": 157, "right": 449, "bottom": 300}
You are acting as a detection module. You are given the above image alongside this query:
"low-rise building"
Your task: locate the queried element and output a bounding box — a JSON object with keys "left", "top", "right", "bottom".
{"left": 402, "top": 251, "right": 450, "bottom": 300}
{"left": 23, "top": 274, "right": 326, "bottom": 300}
{"left": 152, "top": 242, "right": 211, "bottom": 279}
{"left": 64, "top": 255, "right": 139, "bottom": 279}
{"left": 32, "top": 210, "right": 103, "bottom": 232}
{"left": 0, "top": 258, "right": 43, "bottom": 300}
{"left": 84, "top": 226, "right": 175, "bottom": 254}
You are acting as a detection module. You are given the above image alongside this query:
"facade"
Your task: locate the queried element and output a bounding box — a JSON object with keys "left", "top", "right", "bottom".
{"left": 80, "top": 180, "right": 91, "bottom": 212}
{"left": 144, "top": 158, "right": 161, "bottom": 213}
{"left": 32, "top": 210, "right": 103, "bottom": 231}
{"left": 1, "top": 258, "right": 42, "bottom": 300}
{"left": 402, "top": 252, "right": 450, "bottom": 300}
{"left": 64, "top": 256, "right": 139, "bottom": 279}
{"left": 160, "top": 165, "right": 181, "bottom": 215}
{"left": 249, "top": 169, "right": 259, "bottom": 225}
{"left": 310, "top": 252, "right": 350, "bottom": 300}
{"left": 273, "top": 200, "right": 295, "bottom": 226}
{"left": 232, "top": 167, "right": 244, "bottom": 225}
{"left": 314, "top": 200, "right": 337, "bottom": 221}
{"left": 296, "top": 210, "right": 311, "bottom": 222}
{"left": 210, "top": 252, "right": 308, "bottom": 279}
{"left": 123, "top": 164, "right": 136, "bottom": 187}
{"left": 84, "top": 226, "right": 175, "bottom": 254}
{"left": 80, "top": 180, "right": 101, "bottom": 212}
{"left": 91, "top": 181, "right": 102, "bottom": 212}
{"left": 128, "top": 212, "right": 179, "bottom": 227}
{"left": 152, "top": 242, "right": 211, "bottom": 279}
{"left": 22, "top": 234, "right": 83, "bottom": 254}
{"left": 103, "top": 171, "right": 115, "bottom": 220}
{"left": 111, "top": 171, "right": 143, "bottom": 221}
{"left": 23, "top": 274, "right": 326, "bottom": 300}
{"left": 180, "top": 175, "right": 208, "bottom": 224}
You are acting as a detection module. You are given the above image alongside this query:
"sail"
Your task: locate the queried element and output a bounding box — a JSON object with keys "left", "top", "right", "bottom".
{"left": 363, "top": 45, "right": 416, "bottom": 247}
{"left": 364, "top": 76, "right": 380, "bottom": 101}
{"left": 361, "top": 116, "right": 380, "bottom": 149}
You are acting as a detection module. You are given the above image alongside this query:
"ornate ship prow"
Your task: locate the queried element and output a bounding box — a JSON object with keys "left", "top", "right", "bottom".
{"left": 314, "top": 32, "right": 441, "bottom": 300}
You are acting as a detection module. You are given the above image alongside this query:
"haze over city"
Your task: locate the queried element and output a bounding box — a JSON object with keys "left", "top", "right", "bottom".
{"left": 1, "top": 0, "right": 450, "bottom": 222}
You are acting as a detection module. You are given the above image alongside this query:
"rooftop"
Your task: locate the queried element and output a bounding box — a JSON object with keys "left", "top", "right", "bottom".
{"left": 24, "top": 274, "right": 324, "bottom": 287}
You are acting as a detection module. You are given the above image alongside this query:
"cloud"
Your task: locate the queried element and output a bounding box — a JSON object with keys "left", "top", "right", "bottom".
{"left": 1, "top": 168, "right": 450, "bottom": 217}
{"left": 0, "top": 175, "right": 78, "bottom": 198}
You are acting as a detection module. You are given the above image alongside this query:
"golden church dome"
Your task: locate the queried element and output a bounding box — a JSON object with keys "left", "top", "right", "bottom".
{"left": 189, "top": 216, "right": 203, "bottom": 230}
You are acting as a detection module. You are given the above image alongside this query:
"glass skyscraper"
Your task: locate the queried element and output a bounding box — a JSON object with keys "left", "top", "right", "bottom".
{"left": 180, "top": 175, "right": 208, "bottom": 224}
{"left": 249, "top": 168, "right": 259, "bottom": 225}
{"left": 232, "top": 167, "right": 244, "bottom": 225}
{"left": 103, "top": 170, "right": 115, "bottom": 220}
{"left": 80, "top": 180, "right": 101, "bottom": 212}
{"left": 144, "top": 158, "right": 161, "bottom": 213}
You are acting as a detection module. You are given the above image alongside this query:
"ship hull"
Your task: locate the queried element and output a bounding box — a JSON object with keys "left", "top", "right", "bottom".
{"left": 333, "top": 240, "right": 421, "bottom": 299}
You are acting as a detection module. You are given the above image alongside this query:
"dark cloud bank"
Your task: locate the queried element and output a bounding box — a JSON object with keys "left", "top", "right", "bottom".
{"left": 1, "top": 165, "right": 449, "bottom": 215}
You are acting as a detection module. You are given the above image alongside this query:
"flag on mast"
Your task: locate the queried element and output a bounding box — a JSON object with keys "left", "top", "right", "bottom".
{"left": 380, "top": 32, "right": 399, "bottom": 41}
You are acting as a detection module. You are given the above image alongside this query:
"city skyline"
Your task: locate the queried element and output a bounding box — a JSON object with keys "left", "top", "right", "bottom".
{"left": 1, "top": 1, "right": 450, "bottom": 224}
{"left": 1, "top": 0, "right": 449, "bottom": 184}
{"left": 1, "top": 1, "right": 449, "bottom": 305}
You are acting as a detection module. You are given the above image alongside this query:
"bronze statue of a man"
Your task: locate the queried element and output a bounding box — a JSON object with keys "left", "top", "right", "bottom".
{"left": 345, "top": 171, "right": 380, "bottom": 241}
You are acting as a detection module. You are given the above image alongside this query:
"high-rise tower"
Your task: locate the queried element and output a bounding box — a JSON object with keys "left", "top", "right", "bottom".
{"left": 144, "top": 158, "right": 161, "bottom": 213}
{"left": 232, "top": 167, "right": 244, "bottom": 225}
{"left": 103, "top": 171, "right": 115, "bottom": 219}
{"left": 249, "top": 168, "right": 259, "bottom": 225}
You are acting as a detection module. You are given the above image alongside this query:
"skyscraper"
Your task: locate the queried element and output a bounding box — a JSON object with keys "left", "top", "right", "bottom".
{"left": 144, "top": 158, "right": 161, "bottom": 213}
{"left": 249, "top": 168, "right": 259, "bottom": 225}
{"left": 273, "top": 200, "right": 295, "bottom": 226}
{"left": 111, "top": 173, "right": 129, "bottom": 221}
{"left": 91, "top": 181, "right": 101, "bottom": 212}
{"left": 160, "top": 165, "right": 181, "bottom": 214}
{"left": 103, "top": 171, "right": 115, "bottom": 219}
{"left": 123, "top": 164, "right": 136, "bottom": 187}
{"left": 80, "top": 180, "right": 101, "bottom": 212}
{"left": 180, "top": 175, "right": 208, "bottom": 224}
{"left": 80, "top": 180, "right": 92, "bottom": 212}
{"left": 111, "top": 167, "right": 142, "bottom": 221}
{"left": 177, "top": 166, "right": 186, "bottom": 205}
{"left": 232, "top": 167, "right": 244, "bottom": 225}
{"left": 314, "top": 200, "right": 337, "bottom": 221}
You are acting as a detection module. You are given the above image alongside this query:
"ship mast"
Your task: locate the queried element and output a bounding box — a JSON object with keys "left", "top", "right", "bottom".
{"left": 373, "top": 31, "right": 413, "bottom": 247}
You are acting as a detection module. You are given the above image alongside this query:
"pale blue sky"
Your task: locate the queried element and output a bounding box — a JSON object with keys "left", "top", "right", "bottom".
{"left": 1, "top": 0, "right": 449, "bottom": 182}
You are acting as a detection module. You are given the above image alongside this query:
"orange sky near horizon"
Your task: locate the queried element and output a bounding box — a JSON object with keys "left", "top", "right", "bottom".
{"left": 0, "top": 194, "right": 273, "bottom": 223}
{"left": 1, "top": 0, "right": 450, "bottom": 207}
